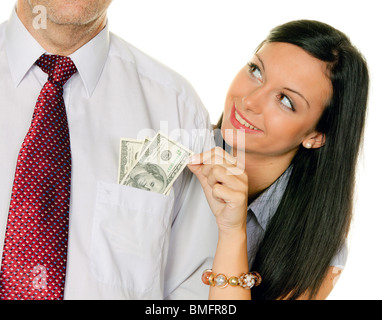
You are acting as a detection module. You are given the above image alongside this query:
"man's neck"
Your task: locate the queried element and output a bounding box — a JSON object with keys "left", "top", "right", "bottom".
{"left": 16, "top": 4, "right": 107, "bottom": 56}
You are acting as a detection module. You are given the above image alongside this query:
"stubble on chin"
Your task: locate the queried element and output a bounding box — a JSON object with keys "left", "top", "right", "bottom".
{"left": 24, "top": 0, "right": 109, "bottom": 26}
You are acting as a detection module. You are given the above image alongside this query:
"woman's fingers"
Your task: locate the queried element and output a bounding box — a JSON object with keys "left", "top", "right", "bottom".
{"left": 204, "top": 164, "right": 247, "bottom": 192}
{"left": 188, "top": 148, "right": 248, "bottom": 230}
{"left": 189, "top": 148, "right": 247, "bottom": 195}
{"left": 211, "top": 183, "right": 247, "bottom": 209}
{"left": 189, "top": 147, "right": 240, "bottom": 167}
{"left": 189, "top": 148, "right": 248, "bottom": 205}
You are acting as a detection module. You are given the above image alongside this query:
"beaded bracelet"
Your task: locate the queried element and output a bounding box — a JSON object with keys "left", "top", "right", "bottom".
{"left": 202, "top": 269, "right": 262, "bottom": 289}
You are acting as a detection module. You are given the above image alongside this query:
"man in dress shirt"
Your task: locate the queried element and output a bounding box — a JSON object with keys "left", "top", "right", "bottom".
{"left": 0, "top": 1, "right": 218, "bottom": 299}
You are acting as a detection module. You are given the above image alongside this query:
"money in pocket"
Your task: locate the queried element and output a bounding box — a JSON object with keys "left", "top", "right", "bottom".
{"left": 119, "top": 132, "right": 193, "bottom": 195}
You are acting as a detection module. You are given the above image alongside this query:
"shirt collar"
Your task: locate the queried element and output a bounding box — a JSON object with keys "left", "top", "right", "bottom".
{"left": 247, "top": 166, "right": 292, "bottom": 231}
{"left": 5, "top": 7, "right": 45, "bottom": 87}
{"left": 5, "top": 6, "right": 110, "bottom": 98}
{"left": 69, "top": 22, "right": 110, "bottom": 97}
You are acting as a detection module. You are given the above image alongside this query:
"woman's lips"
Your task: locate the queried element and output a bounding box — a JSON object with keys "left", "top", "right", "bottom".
{"left": 229, "top": 106, "right": 263, "bottom": 134}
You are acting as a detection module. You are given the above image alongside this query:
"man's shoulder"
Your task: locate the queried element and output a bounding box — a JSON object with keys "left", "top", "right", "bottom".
{"left": 108, "top": 32, "right": 197, "bottom": 98}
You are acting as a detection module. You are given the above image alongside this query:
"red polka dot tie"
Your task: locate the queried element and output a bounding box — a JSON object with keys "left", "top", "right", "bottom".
{"left": 0, "top": 54, "right": 77, "bottom": 300}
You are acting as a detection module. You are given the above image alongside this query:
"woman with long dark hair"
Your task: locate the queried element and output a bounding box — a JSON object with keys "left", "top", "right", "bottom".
{"left": 188, "top": 20, "right": 369, "bottom": 299}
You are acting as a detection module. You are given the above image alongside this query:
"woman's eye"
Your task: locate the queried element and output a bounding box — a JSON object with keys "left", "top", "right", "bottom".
{"left": 279, "top": 94, "right": 294, "bottom": 111}
{"left": 248, "top": 63, "right": 263, "bottom": 83}
{"left": 252, "top": 68, "right": 263, "bottom": 82}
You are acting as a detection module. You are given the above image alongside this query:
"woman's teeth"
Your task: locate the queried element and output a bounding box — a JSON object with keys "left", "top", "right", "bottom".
{"left": 235, "top": 111, "right": 258, "bottom": 130}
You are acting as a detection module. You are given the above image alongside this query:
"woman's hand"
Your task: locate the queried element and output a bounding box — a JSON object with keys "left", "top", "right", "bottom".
{"left": 188, "top": 147, "right": 251, "bottom": 300}
{"left": 188, "top": 147, "right": 248, "bottom": 234}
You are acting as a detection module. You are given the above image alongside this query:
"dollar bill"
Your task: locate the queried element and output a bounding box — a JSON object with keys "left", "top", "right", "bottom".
{"left": 118, "top": 138, "right": 144, "bottom": 184}
{"left": 139, "top": 137, "right": 151, "bottom": 157}
{"left": 120, "top": 132, "right": 193, "bottom": 195}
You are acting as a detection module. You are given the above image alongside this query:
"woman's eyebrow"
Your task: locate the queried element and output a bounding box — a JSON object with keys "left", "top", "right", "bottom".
{"left": 255, "top": 53, "right": 266, "bottom": 71}
{"left": 284, "top": 88, "right": 311, "bottom": 108}
{"left": 256, "top": 53, "right": 311, "bottom": 108}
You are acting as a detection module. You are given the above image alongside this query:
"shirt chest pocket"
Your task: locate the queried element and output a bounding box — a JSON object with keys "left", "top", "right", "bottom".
{"left": 90, "top": 181, "right": 174, "bottom": 294}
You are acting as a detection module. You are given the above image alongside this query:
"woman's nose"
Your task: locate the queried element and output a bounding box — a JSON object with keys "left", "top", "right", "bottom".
{"left": 242, "top": 88, "right": 265, "bottom": 114}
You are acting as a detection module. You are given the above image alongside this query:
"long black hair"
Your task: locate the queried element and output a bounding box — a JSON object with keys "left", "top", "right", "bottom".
{"left": 218, "top": 20, "right": 369, "bottom": 299}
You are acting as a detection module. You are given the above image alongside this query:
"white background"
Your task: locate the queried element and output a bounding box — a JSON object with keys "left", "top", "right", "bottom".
{"left": 1, "top": 0, "right": 381, "bottom": 299}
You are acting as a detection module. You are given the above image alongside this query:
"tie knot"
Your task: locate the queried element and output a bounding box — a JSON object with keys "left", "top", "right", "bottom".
{"left": 36, "top": 54, "right": 77, "bottom": 86}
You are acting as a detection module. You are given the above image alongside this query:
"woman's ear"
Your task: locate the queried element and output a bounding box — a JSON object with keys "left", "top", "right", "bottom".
{"left": 302, "top": 132, "right": 326, "bottom": 149}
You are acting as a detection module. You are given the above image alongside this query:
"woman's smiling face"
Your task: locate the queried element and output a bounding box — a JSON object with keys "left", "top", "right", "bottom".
{"left": 221, "top": 42, "right": 333, "bottom": 158}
